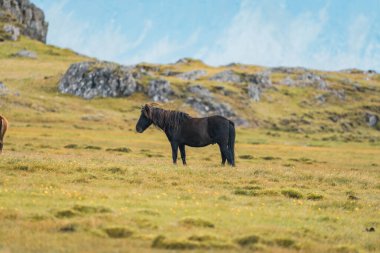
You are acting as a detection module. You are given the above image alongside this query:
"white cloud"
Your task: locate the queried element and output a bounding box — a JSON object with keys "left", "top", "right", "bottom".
{"left": 129, "top": 30, "right": 200, "bottom": 64}
{"left": 45, "top": 0, "right": 152, "bottom": 63}
{"left": 203, "top": 0, "right": 380, "bottom": 71}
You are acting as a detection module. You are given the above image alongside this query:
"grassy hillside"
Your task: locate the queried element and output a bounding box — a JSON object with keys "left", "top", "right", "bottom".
{"left": 0, "top": 37, "right": 379, "bottom": 253}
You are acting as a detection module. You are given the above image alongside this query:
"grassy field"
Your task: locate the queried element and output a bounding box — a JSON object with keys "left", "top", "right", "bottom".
{"left": 0, "top": 37, "right": 379, "bottom": 253}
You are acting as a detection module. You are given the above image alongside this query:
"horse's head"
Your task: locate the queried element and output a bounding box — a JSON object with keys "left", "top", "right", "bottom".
{"left": 136, "top": 104, "right": 153, "bottom": 133}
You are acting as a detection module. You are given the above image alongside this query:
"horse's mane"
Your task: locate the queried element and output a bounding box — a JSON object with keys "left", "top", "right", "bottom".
{"left": 144, "top": 105, "right": 191, "bottom": 131}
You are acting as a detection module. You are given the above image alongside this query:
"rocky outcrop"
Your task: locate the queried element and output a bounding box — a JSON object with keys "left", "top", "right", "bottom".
{"left": 279, "top": 72, "right": 328, "bottom": 90}
{"left": 0, "top": 0, "right": 48, "bottom": 42}
{"left": 243, "top": 72, "right": 272, "bottom": 102}
{"left": 247, "top": 84, "right": 260, "bottom": 102}
{"left": 270, "top": 67, "right": 306, "bottom": 74}
{"left": 186, "top": 84, "right": 248, "bottom": 126}
{"left": 299, "top": 72, "right": 328, "bottom": 89}
{"left": 58, "top": 62, "right": 137, "bottom": 100}
{"left": 147, "top": 79, "right": 172, "bottom": 102}
{"left": 2, "top": 24, "right": 20, "bottom": 40}
{"left": 210, "top": 70, "right": 241, "bottom": 83}
{"left": 177, "top": 70, "right": 206, "bottom": 81}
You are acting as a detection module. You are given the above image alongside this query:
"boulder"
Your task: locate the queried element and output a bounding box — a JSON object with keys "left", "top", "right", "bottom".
{"left": 210, "top": 70, "right": 241, "bottom": 83}
{"left": 331, "top": 89, "right": 345, "bottom": 101}
{"left": 176, "top": 70, "right": 207, "bottom": 81}
{"left": 315, "top": 94, "right": 326, "bottom": 104}
{"left": 188, "top": 84, "right": 212, "bottom": 97}
{"left": 366, "top": 113, "right": 378, "bottom": 128}
{"left": 147, "top": 79, "right": 172, "bottom": 102}
{"left": 0, "top": 0, "right": 48, "bottom": 43}
{"left": 298, "top": 72, "right": 328, "bottom": 90}
{"left": 13, "top": 49, "right": 37, "bottom": 58}
{"left": 247, "top": 84, "right": 260, "bottom": 102}
{"left": 186, "top": 84, "right": 248, "bottom": 126}
{"left": 243, "top": 71, "right": 272, "bottom": 87}
{"left": 58, "top": 62, "right": 137, "bottom": 99}
{"left": 243, "top": 72, "right": 271, "bottom": 101}
{"left": 3, "top": 23, "right": 20, "bottom": 40}
{"left": 281, "top": 76, "right": 295, "bottom": 86}
{"left": 270, "top": 67, "right": 306, "bottom": 74}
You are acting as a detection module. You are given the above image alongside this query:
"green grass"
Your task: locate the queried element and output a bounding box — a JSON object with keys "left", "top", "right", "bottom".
{"left": 0, "top": 37, "right": 379, "bottom": 253}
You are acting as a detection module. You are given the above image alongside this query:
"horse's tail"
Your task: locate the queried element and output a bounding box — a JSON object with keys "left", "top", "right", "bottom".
{"left": 228, "top": 120, "right": 235, "bottom": 166}
{"left": 0, "top": 116, "right": 8, "bottom": 153}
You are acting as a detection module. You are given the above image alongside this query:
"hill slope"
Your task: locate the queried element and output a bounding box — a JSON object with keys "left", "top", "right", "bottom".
{"left": 0, "top": 36, "right": 379, "bottom": 253}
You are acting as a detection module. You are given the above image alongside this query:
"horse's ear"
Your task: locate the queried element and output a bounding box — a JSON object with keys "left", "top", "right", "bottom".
{"left": 143, "top": 104, "right": 151, "bottom": 117}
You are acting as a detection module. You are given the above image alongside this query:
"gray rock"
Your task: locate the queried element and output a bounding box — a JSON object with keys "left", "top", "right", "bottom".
{"left": 281, "top": 76, "right": 295, "bottom": 86}
{"left": 58, "top": 61, "right": 137, "bottom": 99}
{"left": 13, "top": 49, "right": 37, "bottom": 58}
{"left": 210, "top": 70, "right": 241, "bottom": 83}
{"left": 331, "top": 89, "right": 345, "bottom": 101}
{"left": 188, "top": 84, "right": 212, "bottom": 98}
{"left": 298, "top": 72, "right": 328, "bottom": 90}
{"left": 243, "top": 72, "right": 271, "bottom": 102}
{"left": 3, "top": 24, "right": 20, "bottom": 40}
{"left": 247, "top": 84, "right": 261, "bottom": 102}
{"left": 147, "top": 79, "right": 172, "bottom": 102}
{"left": 270, "top": 67, "right": 306, "bottom": 74}
{"left": 366, "top": 113, "right": 378, "bottom": 127}
{"left": 315, "top": 94, "right": 327, "bottom": 104}
{"left": 162, "top": 70, "right": 181, "bottom": 76}
{"left": 243, "top": 71, "right": 272, "bottom": 87}
{"left": 174, "top": 58, "right": 203, "bottom": 65}
{"left": 177, "top": 70, "right": 207, "bottom": 81}
{"left": 0, "top": 0, "right": 48, "bottom": 43}
{"left": 339, "top": 69, "right": 364, "bottom": 74}
{"left": 0, "top": 82, "right": 8, "bottom": 95}
{"left": 185, "top": 84, "right": 248, "bottom": 126}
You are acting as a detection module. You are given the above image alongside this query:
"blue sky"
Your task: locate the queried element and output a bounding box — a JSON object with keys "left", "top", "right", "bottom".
{"left": 33, "top": 0, "right": 380, "bottom": 71}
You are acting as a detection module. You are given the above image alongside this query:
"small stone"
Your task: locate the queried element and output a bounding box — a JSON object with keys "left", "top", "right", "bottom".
{"left": 13, "top": 50, "right": 37, "bottom": 59}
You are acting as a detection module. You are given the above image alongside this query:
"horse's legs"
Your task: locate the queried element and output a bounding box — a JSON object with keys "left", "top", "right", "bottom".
{"left": 218, "top": 143, "right": 229, "bottom": 166}
{"left": 179, "top": 144, "right": 186, "bottom": 165}
{"left": 171, "top": 142, "right": 178, "bottom": 165}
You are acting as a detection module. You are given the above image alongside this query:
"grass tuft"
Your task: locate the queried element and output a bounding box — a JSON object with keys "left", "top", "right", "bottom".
{"left": 307, "top": 193, "right": 324, "bottom": 200}
{"left": 106, "top": 147, "right": 132, "bottom": 153}
{"left": 235, "top": 234, "right": 260, "bottom": 247}
{"left": 72, "top": 205, "right": 112, "bottom": 214}
{"left": 239, "top": 154, "right": 254, "bottom": 160}
{"left": 179, "top": 217, "right": 215, "bottom": 228}
{"left": 281, "top": 189, "right": 303, "bottom": 199}
{"left": 274, "top": 238, "right": 297, "bottom": 248}
{"left": 152, "top": 235, "right": 200, "bottom": 250}
{"left": 54, "top": 209, "right": 78, "bottom": 218}
{"left": 103, "top": 227, "right": 133, "bottom": 238}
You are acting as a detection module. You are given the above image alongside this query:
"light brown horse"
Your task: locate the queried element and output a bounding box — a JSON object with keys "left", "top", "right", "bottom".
{"left": 0, "top": 115, "right": 8, "bottom": 153}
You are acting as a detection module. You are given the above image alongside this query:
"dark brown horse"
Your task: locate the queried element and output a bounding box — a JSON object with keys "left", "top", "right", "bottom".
{"left": 136, "top": 104, "right": 235, "bottom": 166}
{"left": 0, "top": 115, "right": 8, "bottom": 154}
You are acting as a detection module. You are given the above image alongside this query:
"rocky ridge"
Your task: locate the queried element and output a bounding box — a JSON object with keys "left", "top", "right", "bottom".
{"left": 0, "top": 0, "right": 48, "bottom": 42}
{"left": 58, "top": 60, "right": 380, "bottom": 130}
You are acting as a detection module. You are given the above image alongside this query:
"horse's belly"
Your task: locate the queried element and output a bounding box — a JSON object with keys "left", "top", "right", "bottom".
{"left": 183, "top": 135, "right": 214, "bottom": 147}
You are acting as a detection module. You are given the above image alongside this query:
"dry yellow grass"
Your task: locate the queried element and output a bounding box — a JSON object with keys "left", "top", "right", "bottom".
{"left": 0, "top": 37, "right": 379, "bottom": 253}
